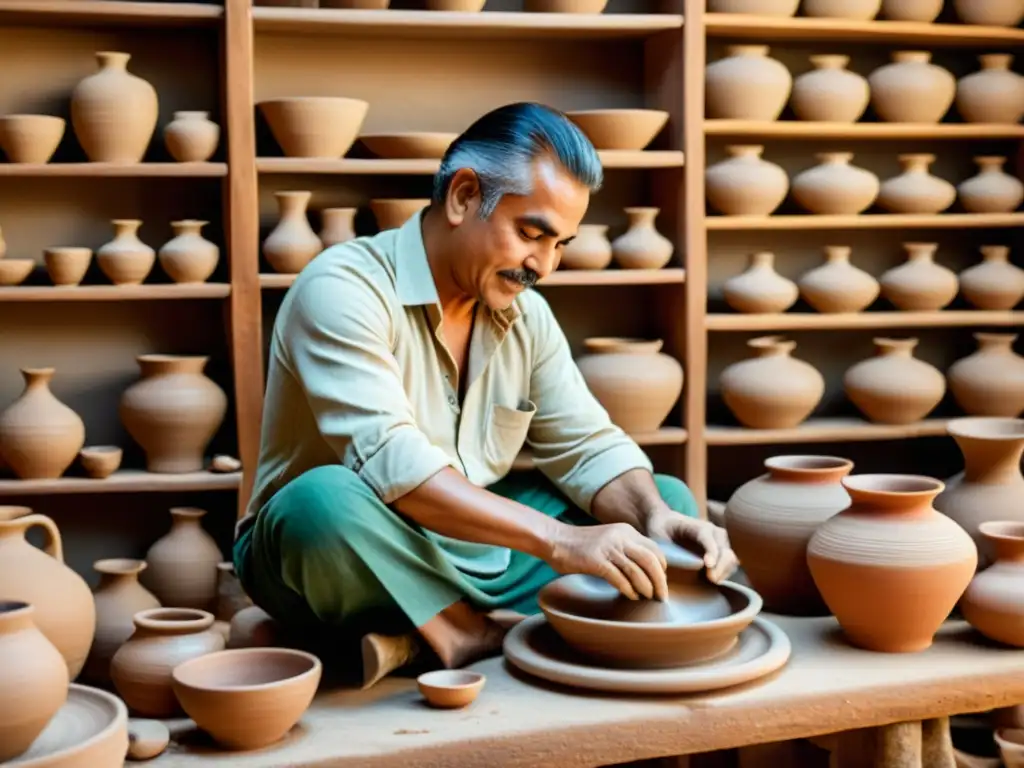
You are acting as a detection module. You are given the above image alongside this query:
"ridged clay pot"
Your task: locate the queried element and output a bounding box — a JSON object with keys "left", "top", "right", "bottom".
{"left": 844, "top": 337, "right": 945, "bottom": 424}
{"left": 705, "top": 145, "right": 789, "bottom": 216}
{"left": 0, "top": 114, "right": 65, "bottom": 164}
{"left": 97, "top": 219, "right": 156, "bottom": 286}
{"left": 319, "top": 207, "right": 357, "bottom": 248}
{"left": 142, "top": 507, "right": 223, "bottom": 611}
{"left": 722, "top": 251, "right": 798, "bottom": 313}
{"left": 560, "top": 224, "right": 612, "bottom": 270}
{"left": 164, "top": 111, "right": 219, "bottom": 163}
{"left": 802, "top": 0, "right": 881, "bottom": 18}
{"left": 798, "top": 245, "right": 880, "bottom": 313}
{"left": 610, "top": 208, "right": 673, "bottom": 269}
{"left": 956, "top": 55, "right": 1024, "bottom": 125}
{"left": 961, "top": 521, "right": 1024, "bottom": 647}
{"left": 953, "top": 0, "right": 1024, "bottom": 26}
{"left": 707, "top": 0, "right": 799, "bottom": 12}
{"left": 791, "top": 152, "right": 879, "bottom": 215}
{"left": 705, "top": 45, "right": 792, "bottom": 121}
{"left": 868, "top": 51, "right": 956, "bottom": 124}
{"left": 790, "top": 55, "right": 870, "bottom": 123}
{"left": 158, "top": 220, "right": 219, "bottom": 284}
{"left": 876, "top": 153, "right": 957, "bottom": 214}
{"left": 958, "top": 157, "right": 1024, "bottom": 214}
{"left": 880, "top": 0, "right": 943, "bottom": 20}
{"left": 959, "top": 246, "right": 1024, "bottom": 311}
{"left": 263, "top": 191, "right": 323, "bottom": 274}
{"left": 0, "top": 367, "right": 85, "bottom": 480}
{"left": 879, "top": 242, "right": 959, "bottom": 311}
{"left": 948, "top": 334, "right": 1024, "bottom": 418}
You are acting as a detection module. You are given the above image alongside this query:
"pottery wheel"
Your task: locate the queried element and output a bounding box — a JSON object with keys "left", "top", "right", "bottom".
{"left": 503, "top": 614, "right": 791, "bottom": 694}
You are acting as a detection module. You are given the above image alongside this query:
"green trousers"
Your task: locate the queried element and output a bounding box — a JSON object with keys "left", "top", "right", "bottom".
{"left": 234, "top": 465, "right": 697, "bottom": 636}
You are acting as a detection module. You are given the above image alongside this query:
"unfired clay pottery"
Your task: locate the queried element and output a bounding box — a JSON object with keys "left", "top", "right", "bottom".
{"left": 0, "top": 367, "right": 85, "bottom": 480}
{"left": 876, "top": 153, "right": 957, "bottom": 214}
{"left": 417, "top": 670, "right": 485, "bottom": 709}
{"left": 0, "top": 259, "right": 32, "bottom": 286}
{"left": 705, "top": 145, "right": 789, "bottom": 216}
{"left": 953, "top": 0, "right": 1024, "bottom": 26}
{"left": 961, "top": 522, "right": 1024, "bottom": 647}
{"left": 719, "top": 336, "right": 825, "bottom": 429}
{"left": 0, "top": 506, "right": 96, "bottom": 679}
{"left": 947, "top": 334, "right": 1024, "bottom": 417}
{"left": 956, "top": 55, "right": 1024, "bottom": 124}
{"left": 120, "top": 354, "right": 227, "bottom": 473}
{"left": 868, "top": 51, "right": 956, "bottom": 124}
{"left": 370, "top": 198, "right": 429, "bottom": 230}
{"left": 96, "top": 219, "right": 155, "bottom": 285}
{"left": 575, "top": 338, "right": 683, "bottom": 433}
{"left": 44, "top": 247, "right": 92, "bottom": 286}
{"left": 13, "top": 683, "right": 128, "bottom": 767}
{"left": 227, "top": 605, "right": 283, "bottom": 650}
{"left": 258, "top": 97, "right": 369, "bottom": 158}
{"left": 0, "top": 115, "right": 65, "bottom": 164}
{"left": 881, "top": 0, "right": 943, "bottom": 20}
{"left": 158, "top": 220, "right": 219, "bottom": 284}
{"left": 807, "top": 474, "right": 977, "bottom": 652}
{"left": 790, "top": 55, "right": 870, "bottom": 123}
{"left": 879, "top": 242, "right": 959, "bottom": 311}
{"left": 359, "top": 132, "right": 456, "bottom": 159}
{"left": 957, "top": 157, "right": 1024, "bottom": 214}
{"left": 163, "top": 111, "right": 219, "bottom": 162}
{"left": 563, "top": 109, "right": 669, "bottom": 151}
{"left": 610, "top": 208, "right": 673, "bottom": 269}
{"left": 263, "top": 190, "right": 323, "bottom": 274}
{"left": 0, "top": 601, "right": 69, "bottom": 762}
{"left": 843, "top": 337, "right": 945, "bottom": 424}
{"left": 319, "top": 207, "right": 357, "bottom": 248}
{"left": 797, "top": 245, "right": 880, "bottom": 313}
{"left": 704, "top": 45, "right": 792, "bottom": 121}
{"left": 959, "top": 246, "right": 1024, "bottom": 311}
{"left": 70, "top": 52, "right": 158, "bottom": 163}
{"left": 791, "top": 152, "right": 879, "bottom": 215}
{"left": 560, "top": 224, "right": 612, "bottom": 270}
{"left": 215, "top": 562, "right": 252, "bottom": 643}
{"left": 110, "top": 607, "right": 225, "bottom": 717}
{"left": 707, "top": 0, "right": 799, "bottom": 13}
{"left": 802, "top": 0, "right": 881, "bottom": 18}
{"left": 724, "top": 455, "right": 853, "bottom": 615}
{"left": 722, "top": 251, "right": 798, "bottom": 313}
{"left": 142, "top": 507, "right": 223, "bottom": 610}
{"left": 79, "top": 445, "right": 122, "bottom": 478}
{"left": 127, "top": 719, "right": 170, "bottom": 760}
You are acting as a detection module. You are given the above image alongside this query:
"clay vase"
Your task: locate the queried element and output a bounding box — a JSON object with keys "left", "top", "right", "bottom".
{"left": 948, "top": 334, "right": 1024, "bottom": 417}
{"left": 722, "top": 251, "right": 798, "bottom": 313}
{"left": 724, "top": 455, "right": 853, "bottom": 615}
{"left": 807, "top": 474, "right": 977, "bottom": 653}
{"left": 797, "top": 245, "right": 880, "bottom": 313}
{"left": 843, "top": 337, "right": 945, "bottom": 424}
{"left": 142, "top": 507, "right": 223, "bottom": 611}
{"left": 802, "top": 0, "right": 881, "bottom": 18}
{"left": 110, "top": 607, "right": 224, "bottom": 717}
{"left": 958, "top": 157, "right": 1024, "bottom": 214}
{"left": 0, "top": 506, "right": 96, "bottom": 679}
{"left": 81, "top": 558, "right": 161, "bottom": 687}
{"left": 791, "top": 152, "right": 879, "bottom": 215}
{"left": 881, "top": 0, "right": 943, "bottom": 20}
{"left": 610, "top": 208, "right": 673, "bottom": 269}
{"left": 263, "top": 190, "right": 322, "bottom": 274}
{"left": 719, "top": 336, "right": 825, "bottom": 429}
{"left": 158, "top": 220, "right": 219, "bottom": 284}
{"left": 956, "top": 55, "right": 1024, "bottom": 125}
{"left": 163, "top": 111, "right": 219, "bottom": 163}
{"left": 318, "top": 207, "right": 357, "bottom": 248}
{"left": 70, "top": 51, "right": 158, "bottom": 163}
{"left": 120, "top": 354, "right": 227, "bottom": 473}
{"left": 707, "top": 0, "right": 799, "bottom": 13}
{"left": 959, "top": 246, "right": 1024, "bottom": 311}
{"left": 96, "top": 219, "right": 156, "bottom": 286}
{"left": 876, "top": 154, "right": 957, "bottom": 214}
{"left": 961, "top": 522, "right": 1024, "bottom": 647}
{"left": 868, "top": 51, "right": 956, "bottom": 124}
{"left": 705, "top": 145, "right": 789, "bottom": 216}
{"left": 0, "top": 601, "right": 69, "bottom": 762}
{"left": 704, "top": 45, "right": 792, "bottom": 121}
{"left": 790, "top": 55, "right": 870, "bottom": 123}
{"left": 560, "top": 224, "right": 611, "bottom": 270}
{"left": 953, "top": 0, "right": 1024, "bottom": 25}
{"left": 879, "top": 242, "right": 959, "bottom": 311}
{"left": 575, "top": 338, "right": 683, "bottom": 433}
{"left": 0, "top": 367, "right": 85, "bottom": 480}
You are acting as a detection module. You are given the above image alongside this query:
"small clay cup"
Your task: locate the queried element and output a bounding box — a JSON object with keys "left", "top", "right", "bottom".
{"left": 79, "top": 446, "right": 122, "bottom": 479}
{"left": 0, "top": 259, "right": 34, "bottom": 286}
{"left": 44, "top": 247, "right": 92, "bottom": 286}
{"left": 417, "top": 670, "right": 486, "bottom": 709}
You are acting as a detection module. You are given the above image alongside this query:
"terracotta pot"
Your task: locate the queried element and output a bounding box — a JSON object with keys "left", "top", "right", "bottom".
{"left": 559, "top": 224, "right": 611, "bottom": 270}
{"left": 790, "top": 55, "right": 870, "bottom": 123}
{"left": 797, "top": 245, "right": 880, "bottom": 313}
{"left": 956, "top": 55, "right": 1024, "bottom": 125}
{"left": 705, "top": 145, "right": 789, "bottom": 216}
{"left": 844, "top": 337, "right": 945, "bottom": 424}
{"left": 792, "top": 152, "right": 879, "bottom": 215}
{"left": 722, "top": 251, "right": 798, "bottom": 313}
{"left": 0, "top": 601, "right": 69, "bottom": 762}
{"left": 879, "top": 242, "right": 959, "bottom": 311}
{"left": 610, "top": 208, "right": 673, "bottom": 269}
{"left": 953, "top": 0, "right": 1024, "bottom": 25}
{"left": 0, "top": 367, "right": 85, "bottom": 480}
{"left": 707, "top": 0, "right": 798, "bottom": 12}
{"left": 0, "top": 114, "right": 65, "bottom": 164}
{"left": 318, "top": 207, "right": 357, "bottom": 248}
{"left": 705, "top": 45, "right": 792, "bottom": 121}
{"left": 163, "top": 111, "right": 219, "bottom": 163}
{"left": 948, "top": 333, "right": 1024, "bottom": 418}
{"left": 44, "top": 247, "right": 92, "bottom": 287}
{"left": 258, "top": 97, "right": 369, "bottom": 159}
{"left": 719, "top": 336, "right": 824, "bottom": 429}
{"left": 70, "top": 51, "right": 158, "bottom": 163}
{"left": 958, "top": 157, "right": 1024, "bottom": 214}
{"left": 725, "top": 455, "right": 853, "bottom": 615}
{"left": 868, "top": 51, "right": 956, "bottom": 124}
{"left": 802, "top": 0, "right": 881, "bottom": 18}
{"left": 0, "top": 506, "right": 96, "bottom": 679}
{"left": 876, "top": 153, "right": 957, "bottom": 214}
{"left": 158, "top": 220, "right": 219, "bottom": 284}
{"left": 961, "top": 522, "right": 1024, "bottom": 647}
{"left": 110, "top": 607, "right": 224, "bottom": 717}
{"left": 370, "top": 198, "right": 429, "bottom": 231}
{"left": 263, "top": 190, "right": 323, "bottom": 274}
{"left": 120, "top": 354, "right": 227, "bottom": 473}
{"left": 880, "top": 0, "right": 942, "bottom": 20}
{"left": 96, "top": 219, "right": 155, "bottom": 286}
{"left": 142, "top": 507, "right": 223, "bottom": 611}
{"left": 575, "top": 338, "right": 683, "bottom": 434}
{"left": 959, "top": 246, "right": 1024, "bottom": 311}
{"left": 807, "top": 474, "right": 977, "bottom": 652}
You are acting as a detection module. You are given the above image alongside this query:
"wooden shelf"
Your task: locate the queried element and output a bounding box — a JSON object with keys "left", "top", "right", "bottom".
{"left": 0, "top": 470, "right": 242, "bottom": 497}
{"left": 705, "top": 120, "right": 1024, "bottom": 140}
{"left": 706, "top": 310, "right": 1024, "bottom": 331}
{"left": 0, "top": 0, "right": 223, "bottom": 27}
{"left": 0, "top": 284, "right": 231, "bottom": 301}
{"left": 0, "top": 162, "right": 228, "bottom": 178}
{"left": 512, "top": 427, "right": 689, "bottom": 470}
{"left": 705, "top": 213, "right": 1024, "bottom": 230}
{"left": 260, "top": 269, "right": 685, "bottom": 290}
{"left": 705, "top": 418, "right": 950, "bottom": 446}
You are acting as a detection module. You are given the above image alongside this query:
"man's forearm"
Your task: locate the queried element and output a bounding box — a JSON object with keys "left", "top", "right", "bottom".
{"left": 590, "top": 468, "right": 665, "bottom": 531}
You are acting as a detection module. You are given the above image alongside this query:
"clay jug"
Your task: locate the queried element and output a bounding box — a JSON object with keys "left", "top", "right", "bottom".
{"left": 876, "top": 153, "right": 957, "bottom": 214}
{"left": 611, "top": 208, "right": 673, "bottom": 269}
{"left": 879, "top": 242, "right": 959, "bottom": 311}
{"left": 725, "top": 455, "right": 853, "bottom": 615}
{"left": 0, "top": 367, "right": 85, "bottom": 480}
{"left": 0, "top": 506, "right": 96, "bottom": 678}
{"left": 723, "top": 251, "right": 798, "bottom": 313}
{"left": 163, "top": 111, "right": 219, "bottom": 163}
{"left": 953, "top": 0, "right": 1024, "bottom": 25}
{"left": 958, "top": 157, "right": 1024, "bottom": 214}
{"left": 959, "top": 246, "right": 1024, "bottom": 311}
{"left": 705, "top": 45, "right": 792, "bottom": 121}
{"left": 802, "top": 0, "right": 881, "bottom": 18}
{"left": 961, "top": 522, "right": 1024, "bottom": 646}
{"left": 70, "top": 51, "right": 158, "bottom": 163}
{"left": 142, "top": 507, "right": 223, "bottom": 610}
{"left": 791, "top": 152, "right": 879, "bottom": 215}
{"left": 319, "top": 207, "right": 357, "bottom": 248}
{"left": 957, "top": 55, "right": 1024, "bottom": 125}
{"left": 559, "top": 224, "right": 611, "bottom": 270}
{"left": 263, "top": 190, "right": 322, "bottom": 274}
{"left": 707, "top": 0, "right": 798, "bottom": 12}
{"left": 575, "top": 338, "right": 683, "bottom": 434}
{"left": 868, "top": 51, "right": 956, "bottom": 123}
{"left": 798, "top": 245, "right": 880, "bottom": 313}
{"left": 807, "top": 474, "right": 977, "bottom": 652}
{"left": 96, "top": 219, "right": 155, "bottom": 285}
{"left": 948, "top": 334, "right": 1024, "bottom": 418}
{"left": 0, "top": 601, "right": 69, "bottom": 762}
{"left": 790, "top": 55, "right": 870, "bottom": 123}
{"left": 705, "top": 145, "right": 789, "bottom": 216}
{"left": 881, "top": 0, "right": 942, "bottom": 20}
{"left": 120, "top": 354, "right": 227, "bottom": 473}
{"left": 843, "top": 337, "right": 945, "bottom": 424}
{"left": 158, "top": 220, "right": 219, "bottom": 284}
{"left": 719, "top": 336, "right": 825, "bottom": 429}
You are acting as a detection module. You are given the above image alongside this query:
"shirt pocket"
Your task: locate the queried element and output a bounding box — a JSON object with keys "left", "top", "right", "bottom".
{"left": 483, "top": 400, "right": 537, "bottom": 475}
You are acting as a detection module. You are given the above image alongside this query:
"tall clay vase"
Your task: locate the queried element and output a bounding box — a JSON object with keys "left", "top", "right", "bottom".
{"left": 120, "top": 354, "right": 228, "bottom": 473}
{"left": 881, "top": 0, "right": 942, "bottom": 20}
{"left": 96, "top": 219, "right": 156, "bottom": 285}
{"left": 0, "top": 367, "right": 85, "bottom": 480}
{"left": 704, "top": 45, "right": 792, "bottom": 121}
{"left": 319, "top": 207, "right": 357, "bottom": 248}
{"left": 560, "top": 224, "right": 611, "bottom": 270}
{"left": 807, "top": 474, "right": 977, "bottom": 653}
{"left": 802, "top": 0, "right": 881, "bottom": 18}
{"left": 959, "top": 246, "right": 1024, "bottom": 311}
{"left": 724, "top": 455, "right": 853, "bottom": 615}
{"left": 722, "top": 251, "right": 798, "bottom": 313}
{"left": 953, "top": 0, "right": 1024, "bottom": 26}
{"left": 961, "top": 522, "right": 1024, "bottom": 647}
{"left": 610, "top": 208, "right": 673, "bottom": 269}
{"left": 70, "top": 51, "right": 158, "bottom": 163}
{"left": 790, "top": 55, "right": 870, "bottom": 123}
{"left": 868, "top": 51, "right": 956, "bottom": 124}
{"left": 956, "top": 55, "right": 1024, "bottom": 125}
{"left": 142, "top": 507, "right": 223, "bottom": 611}
{"left": 879, "top": 242, "right": 959, "bottom": 311}
{"left": 263, "top": 190, "right": 322, "bottom": 274}
{"left": 958, "top": 157, "right": 1024, "bottom": 214}
{"left": 791, "top": 152, "right": 879, "bottom": 215}
{"left": 0, "top": 506, "right": 96, "bottom": 679}
{"left": 843, "top": 337, "right": 945, "bottom": 424}
{"left": 797, "top": 245, "right": 880, "bottom": 313}
{"left": 158, "top": 220, "right": 219, "bottom": 284}
{"left": 876, "top": 153, "right": 957, "bottom": 214}
{"left": 705, "top": 145, "right": 789, "bottom": 216}
{"left": 948, "top": 333, "right": 1024, "bottom": 418}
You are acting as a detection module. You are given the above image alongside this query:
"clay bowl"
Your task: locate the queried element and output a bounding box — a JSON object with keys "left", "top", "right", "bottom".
{"left": 0, "top": 259, "right": 35, "bottom": 286}
{"left": 360, "top": 132, "right": 458, "bottom": 159}
{"left": 0, "top": 115, "right": 65, "bottom": 164}
{"left": 12, "top": 684, "right": 128, "bottom": 767}
{"left": 79, "top": 446, "right": 122, "bottom": 479}
{"left": 44, "top": 247, "right": 92, "bottom": 287}
{"left": 258, "top": 97, "right": 369, "bottom": 159}
{"left": 564, "top": 109, "right": 669, "bottom": 151}
{"left": 996, "top": 728, "right": 1024, "bottom": 768}
{"left": 370, "top": 198, "right": 430, "bottom": 230}
{"left": 171, "top": 647, "right": 322, "bottom": 751}
{"left": 417, "top": 670, "right": 486, "bottom": 709}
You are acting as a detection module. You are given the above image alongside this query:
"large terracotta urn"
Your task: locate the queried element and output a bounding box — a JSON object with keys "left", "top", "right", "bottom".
{"left": 802, "top": 0, "right": 881, "bottom": 18}
{"left": 722, "top": 251, "right": 798, "bottom": 313}
{"left": 957, "top": 156, "right": 1024, "bottom": 214}
{"left": 790, "top": 55, "right": 870, "bottom": 123}
{"left": 881, "top": 0, "right": 942, "bottom": 20}
{"left": 956, "top": 55, "right": 1024, "bottom": 125}
{"left": 953, "top": 0, "right": 1024, "bottom": 26}
{"left": 947, "top": 333, "right": 1024, "bottom": 418}
{"left": 560, "top": 224, "right": 612, "bottom": 270}
{"left": 704, "top": 45, "right": 792, "bottom": 121}
{"left": 868, "top": 51, "right": 956, "bottom": 124}
{"left": 876, "top": 153, "right": 957, "bottom": 214}
{"left": 879, "top": 242, "right": 959, "bottom": 311}
{"left": 705, "top": 145, "right": 789, "bottom": 216}
{"left": 959, "top": 246, "right": 1024, "bottom": 311}
{"left": 707, "top": 0, "right": 798, "bottom": 13}
{"left": 142, "top": 507, "right": 223, "bottom": 611}
{"left": 0, "top": 367, "right": 85, "bottom": 480}
{"left": 725, "top": 455, "right": 853, "bottom": 615}
{"left": 96, "top": 219, "right": 156, "bottom": 286}
{"left": 610, "top": 208, "right": 673, "bottom": 269}
{"left": 961, "top": 521, "right": 1024, "bottom": 647}
{"left": 263, "top": 190, "right": 323, "bottom": 274}
{"left": 807, "top": 474, "right": 977, "bottom": 652}
{"left": 797, "top": 245, "right": 879, "bottom": 313}
{"left": 843, "top": 337, "right": 945, "bottom": 424}
{"left": 791, "top": 152, "right": 879, "bottom": 215}
{"left": 158, "top": 220, "right": 219, "bottom": 284}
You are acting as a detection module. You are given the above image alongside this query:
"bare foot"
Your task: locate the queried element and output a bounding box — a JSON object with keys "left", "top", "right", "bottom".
{"left": 419, "top": 601, "right": 510, "bottom": 669}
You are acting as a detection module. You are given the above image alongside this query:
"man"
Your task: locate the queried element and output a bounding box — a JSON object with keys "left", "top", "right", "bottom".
{"left": 234, "top": 101, "right": 738, "bottom": 687}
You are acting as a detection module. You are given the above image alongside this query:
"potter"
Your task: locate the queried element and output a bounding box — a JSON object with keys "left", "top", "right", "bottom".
{"left": 234, "top": 102, "right": 737, "bottom": 687}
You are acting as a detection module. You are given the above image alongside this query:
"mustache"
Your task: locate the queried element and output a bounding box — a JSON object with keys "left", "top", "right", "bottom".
{"left": 498, "top": 268, "right": 539, "bottom": 289}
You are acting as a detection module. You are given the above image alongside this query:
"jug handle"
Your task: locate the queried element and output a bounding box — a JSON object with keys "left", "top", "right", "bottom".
{"left": 12, "top": 514, "right": 63, "bottom": 562}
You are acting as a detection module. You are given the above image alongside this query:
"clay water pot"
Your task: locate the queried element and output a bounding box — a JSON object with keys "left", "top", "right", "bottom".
{"left": 163, "top": 111, "right": 219, "bottom": 162}
{"left": 370, "top": 198, "right": 429, "bottom": 231}
{"left": 0, "top": 114, "right": 65, "bottom": 164}
{"left": 953, "top": 0, "right": 1024, "bottom": 25}
{"left": 725, "top": 455, "right": 853, "bottom": 615}
{"left": 610, "top": 208, "right": 673, "bottom": 269}
{"left": 158, "top": 219, "right": 219, "bottom": 284}
{"left": 790, "top": 55, "right": 870, "bottom": 123}
{"left": 258, "top": 97, "right": 369, "bottom": 158}
{"left": 263, "top": 190, "right": 322, "bottom": 274}
{"left": 0, "top": 367, "right": 85, "bottom": 480}
{"left": 868, "top": 51, "right": 956, "bottom": 124}
{"left": 722, "top": 251, "right": 798, "bottom": 313}
{"left": 791, "top": 152, "right": 879, "bottom": 215}
{"left": 843, "top": 337, "right": 945, "bottom": 424}
{"left": 704, "top": 45, "right": 792, "bottom": 121}
{"left": 807, "top": 474, "right": 977, "bottom": 653}
{"left": 948, "top": 333, "right": 1024, "bottom": 417}
{"left": 318, "top": 207, "right": 357, "bottom": 248}
{"left": 705, "top": 145, "right": 789, "bottom": 216}
{"left": 956, "top": 55, "right": 1024, "bottom": 124}
{"left": 960, "top": 522, "right": 1024, "bottom": 647}
{"left": 142, "top": 507, "right": 223, "bottom": 611}
{"left": 707, "top": 0, "right": 799, "bottom": 13}
{"left": 959, "top": 246, "right": 1024, "bottom": 311}
{"left": 957, "top": 157, "right": 1024, "bottom": 214}
{"left": 879, "top": 242, "right": 959, "bottom": 311}
{"left": 802, "top": 0, "right": 881, "bottom": 18}
{"left": 881, "top": 0, "right": 942, "bottom": 20}
{"left": 797, "top": 245, "right": 880, "bottom": 313}
{"left": 96, "top": 219, "right": 156, "bottom": 285}
{"left": 876, "top": 153, "right": 957, "bottom": 214}
{"left": 559, "top": 224, "right": 611, "bottom": 270}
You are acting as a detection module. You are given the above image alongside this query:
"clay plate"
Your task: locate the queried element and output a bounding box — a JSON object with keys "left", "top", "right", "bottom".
{"left": 360, "top": 132, "right": 457, "bottom": 159}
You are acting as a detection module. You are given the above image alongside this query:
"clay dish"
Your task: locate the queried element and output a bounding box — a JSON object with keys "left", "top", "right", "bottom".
{"left": 417, "top": 670, "right": 486, "bottom": 709}
{"left": 258, "top": 97, "right": 369, "bottom": 159}
{"left": 360, "top": 132, "right": 457, "bottom": 159}
{"left": 0, "top": 115, "right": 65, "bottom": 164}
{"left": 564, "top": 109, "right": 669, "bottom": 150}
{"left": 0, "top": 259, "right": 34, "bottom": 286}
{"left": 996, "top": 728, "right": 1024, "bottom": 768}
{"left": 43, "top": 247, "right": 92, "bottom": 287}
{"left": 524, "top": 0, "right": 608, "bottom": 12}
{"left": 369, "top": 198, "right": 430, "bottom": 231}
{"left": 171, "top": 647, "right": 322, "bottom": 751}
{"left": 79, "top": 446, "right": 122, "bottom": 479}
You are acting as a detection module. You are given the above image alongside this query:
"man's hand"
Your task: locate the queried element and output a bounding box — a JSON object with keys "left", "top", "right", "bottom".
{"left": 642, "top": 506, "right": 739, "bottom": 584}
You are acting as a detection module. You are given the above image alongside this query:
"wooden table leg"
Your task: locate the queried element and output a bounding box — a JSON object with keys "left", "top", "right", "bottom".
{"left": 921, "top": 717, "right": 956, "bottom": 768}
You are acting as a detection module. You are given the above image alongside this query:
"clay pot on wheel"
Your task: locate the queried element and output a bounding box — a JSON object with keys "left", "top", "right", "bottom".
{"left": 947, "top": 333, "right": 1024, "bottom": 417}
{"left": 961, "top": 522, "right": 1024, "bottom": 647}
{"left": 843, "top": 337, "right": 945, "bottom": 424}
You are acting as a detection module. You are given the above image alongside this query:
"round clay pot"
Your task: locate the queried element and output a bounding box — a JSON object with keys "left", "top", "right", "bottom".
{"left": 802, "top": 0, "right": 881, "bottom": 17}
{"left": 722, "top": 251, "right": 798, "bottom": 314}
{"left": 879, "top": 242, "right": 959, "bottom": 311}
{"left": 843, "top": 337, "right": 945, "bottom": 424}
{"left": 959, "top": 246, "right": 1024, "bottom": 311}
{"left": 163, "top": 111, "right": 219, "bottom": 163}
{"left": 948, "top": 333, "right": 1024, "bottom": 418}
{"left": 868, "top": 51, "right": 956, "bottom": 124}
{"left": 610, "top": 208, "right": 673, "bottom": 269}
{"left": 958, "top": 156, "right": 1024, "bottom": 214}
{"left": 807, "top": 474, "right": 977, "bottom": 652}
{"left": 956, "top": 55, "right": 1024, "bottom": 124}
{"left": 953, "top": 0, "right": 1024, "bottom": 25}
{"left": 318, "top": 207, "right": 357, "bottom": 248}
{"left": 258, "top": 97, "right": 369, "bottom": 159}
{"left": 43, "top": 247, "right": 92, "bottom": 287}
{"left": 0, "top": 367, "right": 85, "bottom": 480}
{"left": 560, "top": 224, "right": 612, "bottom": 270}
{"left": 0, "top": 114, "right": 65, "bottom": 164}
{"left": 96, "top": 219, "right": 156, "bottom": 286}
{"left": 705, "top": 45, "right": 792, "bottom": 121}
{"left": 876, "top": 153, "right": 957, "bottom": 214}
{"left": 263, "top": 190, "right": 323, "bottom": 274}
{"left": 791, "top": 152, "right": 879, "bottom": 215}
{"left": 142, "top": 507, "right": 223, "bottom": 611}
{"left": 707, "top": 0, "right": 798, "bottom": 13}
{"left": 158, "top": 220, "right": 219, "bottom": 284}
{"left": 78, "top": 445, "right": 122, "bottom": 479}
{"left": 725, "top": 455, "right": 853, "bottom": 615}
{"left": 705, "top": 145, "right": 789, "bottom": 216}
{"left": 797, "top": 245, "right": 879, "bottom": 313}
{"left": 880, "top": 0, "right": 943, "bottom": 20}
{"left": 370, "top": 198, "right": 429, "bottom": 231}
{"left": 961, "top": 521, "right": 1024, "bottom": 646}
{"left": 790, "top": 55, "right": 870, "bottom": 123}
